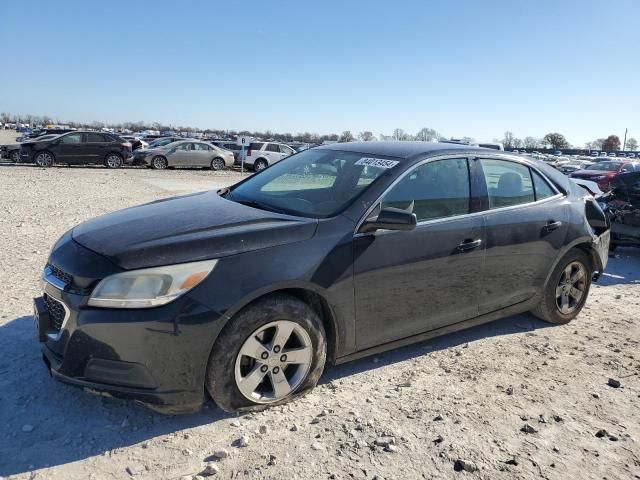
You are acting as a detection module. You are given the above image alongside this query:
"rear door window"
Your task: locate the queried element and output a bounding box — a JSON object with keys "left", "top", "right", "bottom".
{"left": 266, "top": 144, "right": 280, "bottom": 153}
{"left": 531, "top": 170, "right": 556, "bottom": 200}
{"left": 87, "top": 133, "right": 107, "bottom": 142}
{"left": 479, "top": 159, "right": 534, "bottom": 209}
{"left": 61, "top": 133, "right": 82, "bottom": 144}
{"left": 250, "top": 142, "right": 264, "bottom": 151}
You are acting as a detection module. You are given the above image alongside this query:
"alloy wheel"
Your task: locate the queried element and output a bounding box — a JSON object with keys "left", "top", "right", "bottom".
{"left": 234, "top": 320, "right": 313, "bottom": 404}
{"left": 152, "top": 156, "right": 168, "bottom": 169}
{"left": 10, "top": 150, "right": 20, "bottom": 163}
{"left": 106, "top": 154, "right": 122, "bottom": 168}
{"left": 555, "top": 261, "right": 587, "bottom": 314}
{"left": 211, "top": 158, "right": 225, "bottom": 171}
{"left": 255, "top": 160, "right": 267, "bottom": 171}
{"left": 35, "top": 152, "right": 53, "bottom": 167}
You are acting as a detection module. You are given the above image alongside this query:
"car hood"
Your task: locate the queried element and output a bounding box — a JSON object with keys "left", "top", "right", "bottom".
{"left": 72, "top": 191, "right": 318, "bottom": 270}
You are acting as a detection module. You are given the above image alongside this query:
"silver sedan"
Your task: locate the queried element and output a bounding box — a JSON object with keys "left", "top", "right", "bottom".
{"left": 137, "top": 141, "right": 235, "bottom": 170}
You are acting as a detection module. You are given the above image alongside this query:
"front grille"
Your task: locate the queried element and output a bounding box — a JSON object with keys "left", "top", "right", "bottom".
{"left": 47, "top": 263, "right": 73, "bottom": 285}
{"left": 44, "top": 294, "right": 67, "bottom": 331}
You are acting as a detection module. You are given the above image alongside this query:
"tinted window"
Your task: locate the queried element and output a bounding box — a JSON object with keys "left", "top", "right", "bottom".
{"left": 87, "top": 133, "right": 107, "bottom": 142}
{"left": 280, "top": 145, "right": 295, "bottom": 155}
{"left": 382, "top": 158, "right": 470, "bottom": 222}
{"left": 532, "top": 170, "right": 556, "bottom": 200}
{"left": 61, "top": 133, "right": 82, "bottom": 144}
{"left": 480, "top": 159, "right": 534, "bottom": 208}
{"left": 266, "top": 144, "right": 280, "bottom": 152}
{"left": 230, "top": 150, "right": 393, "bottom": 218}
{"left": 250, "top": 142, "right": 264, "bottom": 151}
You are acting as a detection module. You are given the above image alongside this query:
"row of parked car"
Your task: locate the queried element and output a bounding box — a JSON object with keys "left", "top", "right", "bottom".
{"left": 0, "top": 130, "right": 299, "bottom": 171}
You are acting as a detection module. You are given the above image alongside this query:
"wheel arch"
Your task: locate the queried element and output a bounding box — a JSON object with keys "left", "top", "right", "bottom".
{"left": 543, "top": 237, "right": 602, "bottom": 289}
{"left": 34, "top": 149, "right": 56, "bottom": 163}
{"left": 218, "top": 286, "right": 340, "bottom": 364}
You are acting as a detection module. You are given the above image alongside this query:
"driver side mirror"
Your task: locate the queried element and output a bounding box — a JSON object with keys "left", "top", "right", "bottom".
{"left": 359, "top": 207, "right": 417, "bottom": 234}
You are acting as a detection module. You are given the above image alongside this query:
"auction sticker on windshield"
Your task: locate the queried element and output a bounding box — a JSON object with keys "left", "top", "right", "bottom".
{"left": 355, "top": 158, "right": 399, "bottom": 169}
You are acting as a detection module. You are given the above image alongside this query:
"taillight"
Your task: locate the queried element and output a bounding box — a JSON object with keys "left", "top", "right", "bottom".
{"left": 247, "top": 147, "right": 252, "bottom": 156}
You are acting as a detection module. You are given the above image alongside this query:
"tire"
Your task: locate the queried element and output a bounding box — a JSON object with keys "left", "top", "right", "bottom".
{"left": 104, "top": 153, "right": 123, "bottom": 169}
{"left": 254, "top": 158, "right": 268, "bottom": 171}
{"left": 10, "top": 150, "right": 20, "bottom": 163}
{"left": 531, "top": 249, "right": 592, "bottom": 325}
{"left": 151, "top": 156, "right": 168, "bottom": 170}
{"left": 34, "top": 151, "right": 54, "bottom": 168}
{"left": 211, "top": 157, "right": 226, "bottom": 171}
{"left": 206, "top": 294, "right": 327, "bottom": 412}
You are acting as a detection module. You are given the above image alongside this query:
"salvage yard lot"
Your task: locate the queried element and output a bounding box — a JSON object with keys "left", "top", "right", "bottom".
{"left": 0, "top": 165, "right": 639, "bottom": 480}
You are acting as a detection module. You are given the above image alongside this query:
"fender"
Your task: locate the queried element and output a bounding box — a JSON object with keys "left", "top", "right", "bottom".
{"left": 216, "top": 280, "right": 345, "bottom": 363}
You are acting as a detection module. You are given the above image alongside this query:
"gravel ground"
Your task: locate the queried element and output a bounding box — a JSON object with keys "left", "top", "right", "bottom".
{"left": 0, "top": 165, "right": 639, "bottom": 480}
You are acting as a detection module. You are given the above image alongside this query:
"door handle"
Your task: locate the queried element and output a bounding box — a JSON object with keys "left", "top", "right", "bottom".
{"left": 457, "top": 239, "right": 482, "bottom": 252}
{"left": 543, "top": 220, "right": 562, "bottom": 232}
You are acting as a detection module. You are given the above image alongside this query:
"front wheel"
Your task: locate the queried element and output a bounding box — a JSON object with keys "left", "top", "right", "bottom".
{"left": 151, "top": 156, "right": 168, "bottom": 170}
{"left": 34, "top": 151, "right": 54, "bottom": 168}
{"left": 206, "top": 294, "right": 326, "bottom": 412}
{"left": 531, "top": 249, "right": 592, "bottom": 325}
{"left": 211, "top": 157, "right": 226, "bottom": 171}
{"left": 10, "top": 150, "right": 20, "bottom": 163}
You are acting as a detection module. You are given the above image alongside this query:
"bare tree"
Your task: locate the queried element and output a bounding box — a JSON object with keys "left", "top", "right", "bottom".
{"left": 523, "top": 136, "right": 539, "bottom": 148}
{"left": 415, "top": 127, "right": 439, "bottom": 142}
{"left": 625, "top": 138, "right": 638, "bottom": 151}
{"left": 502, "top": 131, "right": 515, "bottom": 149}
{"left": 339, "top": 131, "right": 354, "bottom": 143}
{"left": 358, "top": 131, "right": 375, "bottom": 141}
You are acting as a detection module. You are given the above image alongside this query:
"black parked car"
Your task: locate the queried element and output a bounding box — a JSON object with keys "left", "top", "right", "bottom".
{"left": 20, "top": 131, "right": 133, "bottom": 168}
{"left": 34, "top": 143, "right": 610, "bottom": 413}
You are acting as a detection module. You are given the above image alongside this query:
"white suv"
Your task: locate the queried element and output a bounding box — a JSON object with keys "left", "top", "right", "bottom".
{"left": 245, "top": 142, "right": 296, "bottom": 171}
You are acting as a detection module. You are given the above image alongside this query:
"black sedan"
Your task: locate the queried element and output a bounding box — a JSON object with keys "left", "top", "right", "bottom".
{"left": 34, "top": 142, "right": 610, "bottom": 413}
{"left": 20, "top": 131, "right": 132, "bottom": 168}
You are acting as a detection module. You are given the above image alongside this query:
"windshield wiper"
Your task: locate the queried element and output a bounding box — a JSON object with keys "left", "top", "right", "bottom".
{"left": 234, "top": 199, "right": 287, "bottom": 214}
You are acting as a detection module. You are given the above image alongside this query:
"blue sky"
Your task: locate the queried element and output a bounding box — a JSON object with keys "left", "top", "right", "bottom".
{"left": 1, "top": 0, "right": 639, "bottom": 145}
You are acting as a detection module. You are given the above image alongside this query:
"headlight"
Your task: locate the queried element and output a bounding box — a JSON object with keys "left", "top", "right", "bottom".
{"left": 88, "top": 259, "right": 217, "bottom": 309}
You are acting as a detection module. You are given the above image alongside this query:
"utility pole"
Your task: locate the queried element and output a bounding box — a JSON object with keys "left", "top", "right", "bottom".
{"left": 623, "top": 128, "right": 628, "bottom": 151}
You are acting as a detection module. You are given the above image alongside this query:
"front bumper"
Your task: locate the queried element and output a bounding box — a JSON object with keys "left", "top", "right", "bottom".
{"left": 34, "top": 268, "right": 223, "bottom": 413}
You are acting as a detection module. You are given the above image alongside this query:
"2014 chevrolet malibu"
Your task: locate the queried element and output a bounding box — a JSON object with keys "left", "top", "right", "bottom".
{"left": 34, "top": 143, "right": 610, "bottom": 413}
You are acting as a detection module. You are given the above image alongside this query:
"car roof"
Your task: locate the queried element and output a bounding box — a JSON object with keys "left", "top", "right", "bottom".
{"left": 315, "top": 141, "right": 495, "bottom": 159}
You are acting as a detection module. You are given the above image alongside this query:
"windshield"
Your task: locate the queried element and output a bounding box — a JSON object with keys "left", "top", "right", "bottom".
{"left": 587, "top": 162, "right": 621, "bottom": 171}
{"left": 229, "top": 149, "right": 398, "bottom": 218}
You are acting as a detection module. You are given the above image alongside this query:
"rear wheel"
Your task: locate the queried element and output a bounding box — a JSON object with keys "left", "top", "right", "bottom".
{"left": 211, "top": 157, "right": 226, "bottom": 171}
{"left": 104, "top": 153, "right": 123, "bottom": 169}
{"left": 254, "top": 158, "right": 268, "bottom": 171}
{"left": 531, "top": 249, "right": 592, "bottom": 324}
{"left": 10, "top": 150, "right": 20, "bottom": 163}
{"left": 151, "top": 156, "right": 168, "bottom": 170}
{"left": 34, "top": 151, "right": 54, "bottom": 168}
{"left": 206, "top": 294, "right": 326, "bottom": 412}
